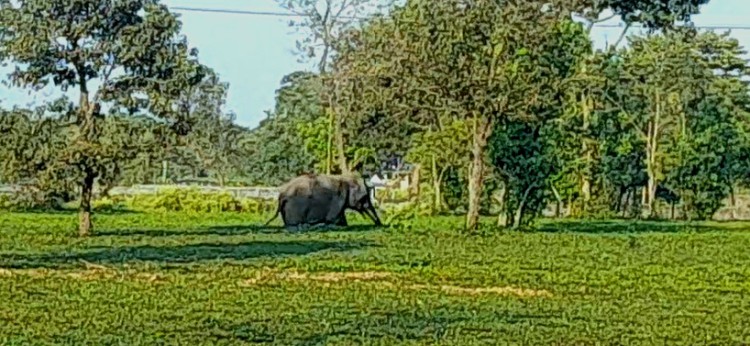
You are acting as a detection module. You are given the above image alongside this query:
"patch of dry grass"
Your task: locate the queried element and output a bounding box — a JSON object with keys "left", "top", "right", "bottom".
{"left": 0, "top": 263, "right": 166, "bottom": 283}
{"left": 240, "top": 269, "right": 553, "bottom": 298}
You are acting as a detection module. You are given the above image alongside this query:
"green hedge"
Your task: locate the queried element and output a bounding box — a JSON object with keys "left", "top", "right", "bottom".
{"left": 123, "top": 188, "right": 276, "bottom": 214}
{"left": 1, "top": 188, "right": 277, "bottom": 214}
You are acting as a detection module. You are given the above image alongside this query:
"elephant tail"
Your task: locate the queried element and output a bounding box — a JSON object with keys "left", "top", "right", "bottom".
{"left": 263, "top": 197, "right": 285, "bottom": 227}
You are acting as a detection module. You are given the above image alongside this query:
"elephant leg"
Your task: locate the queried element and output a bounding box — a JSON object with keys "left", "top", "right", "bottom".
{"left": 282, "top": 196, "right": 309, "bottom": 227}
{"left": 335, "top": 213, "right": 348, "bottom": 226}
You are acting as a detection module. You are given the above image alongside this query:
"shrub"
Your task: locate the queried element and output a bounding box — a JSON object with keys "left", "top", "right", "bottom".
{"left": 0, "top": 194, "right": 10, "bottom": 210}
{"left": 125, "top": 188, "right": 273, "bottom": 214}
{"left": 0, "top": 188, "right": 67, "bottom": 211}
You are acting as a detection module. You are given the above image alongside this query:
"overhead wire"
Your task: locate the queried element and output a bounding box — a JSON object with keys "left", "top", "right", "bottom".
{"left": 169, "top": 6, "right": 750, "bottom": 31}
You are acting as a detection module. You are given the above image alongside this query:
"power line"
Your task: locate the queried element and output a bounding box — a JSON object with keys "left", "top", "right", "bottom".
{"left": 169, "top": 5, "right": 750, "bottom": 31}
{"left": 170, "top": 6, "right": 306, "bottom": 18}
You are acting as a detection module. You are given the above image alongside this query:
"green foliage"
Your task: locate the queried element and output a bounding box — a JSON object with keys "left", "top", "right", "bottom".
{"left": 571, "top": 0, "right": 711, "bottom": 31}
{"left": 169, "top": 70, "right": 245, "bottom": 186}
{"left": 126, "top": 188, "right": 274, "bottom": 214}
{"left": 242, "top": 72, "right": 324, "bottom": 185}
{"left": 1, "top": 0, "right": 744, "bottom": 231}
{"left": 491, "top": 122, "right": 558, "bottom": 227}
{"left": 0, "top": 0, "right": 211, "bottom": 235}
{"left": 297, "top": 115, "right": 331, "bottom": 173}
{"left": 405, "top": 119, "right": 472, "bottom": 213}
{"left": 275, "top": 0, "right": 394, "bottom": 72}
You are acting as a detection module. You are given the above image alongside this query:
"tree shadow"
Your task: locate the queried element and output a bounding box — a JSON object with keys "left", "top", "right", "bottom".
{"left": 93, "top": 225, "right": 281, "bottom": 237}
{"left": 94, "top": 224, "right": 382, "bottom": 238}
{"left": 0, "top": 240, "right": 371, "bottom": 270}
{"left": 212, "top": 310, "right": 562, "bottom": 344}
{"left": 534, "top": 220, "right": 727, "bottom": 234}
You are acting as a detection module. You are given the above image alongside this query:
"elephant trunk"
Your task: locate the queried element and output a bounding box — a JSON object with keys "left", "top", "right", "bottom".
{"left": 364, "top": 205, "right": 383, "bottom": 226}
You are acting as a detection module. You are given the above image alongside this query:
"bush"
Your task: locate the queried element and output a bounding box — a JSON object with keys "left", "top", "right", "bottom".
{"left": 92, "top": 196, "right": 129, "bottom": 212}
{"left": 0, "top": 194, "right": 10, "bottom": 210}
{"left": 0, "top": 188, "right": 67, "bottom": 211}
{"left": 375, "top": 188, "right": 410, "bottom": 203}
{"left": 125, "top": 188, "right": 274, "bottom": 214}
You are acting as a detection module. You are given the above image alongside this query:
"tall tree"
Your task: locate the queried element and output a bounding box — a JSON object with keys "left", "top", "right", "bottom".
{"left": 665, "top": 30, "right": 750, "bottom": 220}
{"left": 278, "top": 0, "right": 398, "bottom": 174}
{"left": 559, "top": 0, "right": 712, "bottom": 217}
{"left": 618, "top": 31, "right": 709, "bottom": 218}
{"left": 334, "top": 0, "right": 592, "bottom": 231}
{"left": 405, "top": 119, "right": 471, "bottom": 214}
{"left": 0, "top": 0, "right": 207, "bottom": 236}
{"left": 570, "top": 0, "right": 710, "bottom": 37}
{"left": 175, "top": 69, "right": 243, "bottom": 186}
{"left": 242, "top": 71, "right": 322, "bottom": 185}
{"left": 277, "top": 0, "right": 396, "bottom": 73}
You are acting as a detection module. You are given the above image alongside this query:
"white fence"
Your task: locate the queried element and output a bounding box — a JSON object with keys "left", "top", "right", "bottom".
{"left": 0, "top": 184, "right": 281, "bottom": 200}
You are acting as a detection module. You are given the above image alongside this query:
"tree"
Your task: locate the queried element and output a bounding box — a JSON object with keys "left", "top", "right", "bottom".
{"left": 570, "top": 0, "right": 711, "bottom": 39}
{"left": 278, "top": 0, "right": 400, "bottom": 175}
{"left": 0, "top": 0, "right": 207, "bottom": 236}
{"left": 491, "top": 121, "right": 559, "bottom": 228}
{"left": 241, "top": 71, "right": 323, "bottom": 185}
{"left": 277, "top": 0, "right": 396, "bottom": 73}
{"left": 335, "top": 0, "right": 593, "bottom": 231}
{"left": 618, "top": 31, "right": 709, "bottom": 218}
{"left": 554, "top": 0, "right": 712, "bottom": 218}
{"left": 174, "top": 69, "right": 244, "bottom": 186}
{"left": 0, "top": 102, "right": 80, "bottom": 207}
{"left": 405, "top": 119, "right": 471, "bottom": 213}
{"left": 664, "top": 31, "right": 750, "bottom": 220}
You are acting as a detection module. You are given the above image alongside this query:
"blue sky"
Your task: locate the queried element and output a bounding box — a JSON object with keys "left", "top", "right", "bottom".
{"left": 0, "top": 0, "right": 748, "bottom": 129}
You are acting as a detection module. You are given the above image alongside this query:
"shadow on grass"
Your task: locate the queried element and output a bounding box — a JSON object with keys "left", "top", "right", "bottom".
{"left": 94, "top": 224, "right": 382, "bottom": 238}
{"left": 214, "top": 310, "right": 560, "bottom": 344}
{"left": 10, "top": 208, "right": 142, "bottom": 216}
{"left": 534, "top": 219, "right": 732, "bottom": 234}
{"left": 0, "top": 240, "right": 371, "bottom": 269}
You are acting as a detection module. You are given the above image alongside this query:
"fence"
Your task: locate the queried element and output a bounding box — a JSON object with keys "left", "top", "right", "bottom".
{"left": 0, "top": 184, "right": 281, "bottom": 200}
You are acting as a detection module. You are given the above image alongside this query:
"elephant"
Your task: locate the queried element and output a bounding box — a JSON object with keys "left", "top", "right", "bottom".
{"left": 263, "top": 173, "right": 383, "bottom": 229}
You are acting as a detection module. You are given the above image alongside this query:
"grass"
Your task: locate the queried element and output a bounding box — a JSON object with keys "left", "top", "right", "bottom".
{"left": 0, "top": 211, "right": 749, "bottom": 345}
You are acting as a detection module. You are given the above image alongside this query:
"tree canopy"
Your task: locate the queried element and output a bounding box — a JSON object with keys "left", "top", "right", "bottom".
{"left": 0, "top": 0, "right": 209, "bottom": 235}
{"left": 5, "top": 0, "right": 750, "bottom": 231}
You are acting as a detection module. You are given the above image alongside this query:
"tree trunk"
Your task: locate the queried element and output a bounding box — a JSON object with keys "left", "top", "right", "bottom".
{"left": 512, "top": 184, "right": 535, "bottom": 229}
{"left": 317, "top": 3, "right": 332, "bottom": 74}
{"left": 645, "top": 91, "right": 661, "bottom": 219}
{"left": 730, "top": 184, "right": 737, "bottom": 220}
{"left": 334, "top": 111, "right": 348, "bottom": 174}
{"left": 326, "top": 107, "right": 334, "bottom": 175}
{"left": 432, "top": 154, "right": 440, "bottom": 214}
{"left": 79, "top": 172, "right": 95, "bottom": 237}
{"left": 670, "top": 202, "right": 675, "bottom": 220}
{"left": 431, "top": 156, "right": 443, "bottom": 213}
{"left": 433, "top": 178, "right": 442, "bottom": 213}
{"left": 162, "top": 160, "right": 168, "bottom": 183}
{"left": 76, "top": 71, "right": 97, "bottom": 237}
{"left": 581, "top": 92, "right": 592, "bottom": 214}
{"left": 551, "top": 185, "right": 563, "bottom": 218}
{"left": 410, "top": 164, "right": 421, "bottom": 199}
{"left": 646, "top": 175, "right": 657, "bottom": 218}
{"left": 494, "top": 184, "right": 507, "bottom": 227}
{"left": 465, "top": 117, "right": 493, "bottom": 232}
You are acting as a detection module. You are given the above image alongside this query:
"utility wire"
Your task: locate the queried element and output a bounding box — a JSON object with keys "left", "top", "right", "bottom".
{"left": 170, "top": 6, "right": 750, "bottom": 30}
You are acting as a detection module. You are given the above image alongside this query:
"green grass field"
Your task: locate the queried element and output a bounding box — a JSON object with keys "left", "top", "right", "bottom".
{"left": 1, "top": 211, "right": 749, "bottom": 345}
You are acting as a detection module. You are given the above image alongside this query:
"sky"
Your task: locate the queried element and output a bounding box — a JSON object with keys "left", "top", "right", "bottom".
{"left": 0, "top": 0, "right": 748, "bottom": 129}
